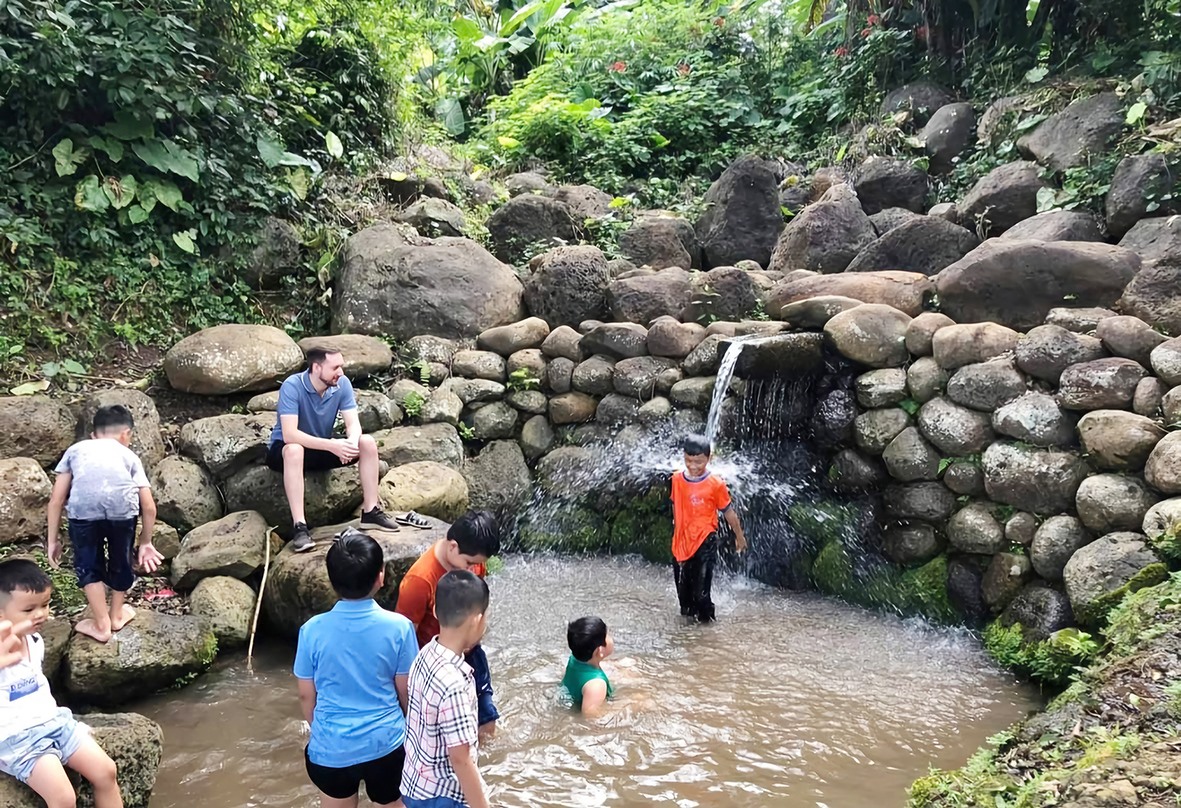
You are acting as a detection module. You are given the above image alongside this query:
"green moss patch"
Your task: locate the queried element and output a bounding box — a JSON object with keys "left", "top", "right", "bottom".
{"left": 982, "top": 621, "right": 1100, "bottom": 688}
{"left": 811, "top": 541, "right": 956, "bottom": 624}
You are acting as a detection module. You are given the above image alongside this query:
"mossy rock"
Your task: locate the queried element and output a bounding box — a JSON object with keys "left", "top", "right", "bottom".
{"left": 517, "top": 506, "right": 610, "bottom": 553}
{"left": 605, "top": 485, "right": 673, "bottom": 563}
{"left": 982, "top": 620, "right": 1100, "bottom": 687}
{"left": 812, "top": 542, "right": 955, "bottom": 623}
{"left": 1075, "top": 561, "right": 1169, "bottom": 626}
{"left": 788, "top": 500, "right": 862, "bottom": 544}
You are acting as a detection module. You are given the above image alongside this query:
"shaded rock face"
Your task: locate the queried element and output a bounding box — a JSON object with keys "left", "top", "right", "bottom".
{"left": 935, "top": 239, "right": 1140, "bottom": 330}
{"left": 0, "top": 458, "right": 51, "bottom": 545}
{"left": 333, "top": 224, "right": 525, "bottom": 341}
{"left": 76, "top": 389, "right": 166, "bottom": 471}
{"left": 767, "top": 270, "right": 934, "bottom": 318}
{"left": 769, "top": 184, "right": 876, "bottom": 274}
{"left": 524, "top": 246, "right": 611, "bottom": 329}
{"left": 1031, "top": 515, "right": 1091, "bottom": 581}
{"left": 1120, "top": 262, "right": 1181, "bottom": 335}
{"left": 1017, "top": 92, "right": 1123, "bottom": 172}
{"left": 485, "top": 194, "right": 580, "bottom": 264}
{"left": 982, "top": 442, "right": 1089, "bottom": 514}
{"left": 956, "top": 161, "right": 1048, "bottom": 236}
{"left": 608, "top": 268, "right": 694, "bottom": 325}
{"left": 853, "top": 157, "right": 929, "bottom": 214}
{"left": 845, "top": 216, "right": 979, "bottom": 276}
{"left": 1000, "top": 211, "right": 1104, "bottom": 243}
{"left": 881, "top": 82, "right": 954, "bottom": 126}
{"left": 1000, "top": 584, "right": 1075, "bottom": 641}
{"left": 694, "top": 155, "right": 784, "bottom": 268}
{"left": 163, "top": 324, "right": 304, "bottom": 396}
{"left": 178, "top": 413, "right": 274, "bottom": 480}
{"left": 223, "top": 463, "right": 364, "bottom": 535}
{"left": 1106, "top": 152, "right": 1179, "bottom": 239}
{"left": 619, "top": 212, "right": 699, "bottom": 270}
{"left": 1120, "top": 215, "right": 1181, "bottom": 268}
{"left": 922, "top": 102, "right": 975, "bottom": 173}
{"left": 1063, "top": 532, "right": 1166, "bottom": 625}
{"left": 1015, "top": 325, "right": 1106, "bottom": 384}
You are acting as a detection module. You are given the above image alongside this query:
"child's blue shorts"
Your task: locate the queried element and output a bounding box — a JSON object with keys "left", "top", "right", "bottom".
{"left": 0, "top": 707, "right": 87, "bottom": 783}
{"left": 403, "top": 797, "right": 466, "bottom": 808}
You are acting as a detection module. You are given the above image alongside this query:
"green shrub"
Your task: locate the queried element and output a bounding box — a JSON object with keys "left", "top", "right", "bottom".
{"left": 982, "top": 621, "right": 1101, "bottom": 687}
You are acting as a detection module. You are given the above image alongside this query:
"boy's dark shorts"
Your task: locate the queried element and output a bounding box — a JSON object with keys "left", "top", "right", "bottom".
{"left": 305, "top": 744, "right": 404, "bottom": 803}
{"left": 266, "top": 441, "right": 357, "bottom": 473}
{"left": 69, "top": 518, "right": 136, "bottom": 591}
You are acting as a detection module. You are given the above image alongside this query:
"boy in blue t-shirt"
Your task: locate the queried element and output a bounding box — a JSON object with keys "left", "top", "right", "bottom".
{"left": 294, "top": 528, "right": 418, "bottom": 807}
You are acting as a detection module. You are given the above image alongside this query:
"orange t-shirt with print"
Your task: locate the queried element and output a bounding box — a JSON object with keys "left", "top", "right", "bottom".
{"left": 394, "top": 547, "right": 487, "bottom": 650}
{"left": 670, "top": 471, "right": 732, "bottom": 562}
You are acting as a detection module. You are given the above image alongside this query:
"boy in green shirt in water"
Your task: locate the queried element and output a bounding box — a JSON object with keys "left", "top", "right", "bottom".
{"left": 560, "top": 617, "right": 614, "bottom": 715}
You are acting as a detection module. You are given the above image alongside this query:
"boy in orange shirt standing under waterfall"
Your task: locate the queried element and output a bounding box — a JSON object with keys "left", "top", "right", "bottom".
{"left": 671, "top": 434, "right": 747, "bottom": 623}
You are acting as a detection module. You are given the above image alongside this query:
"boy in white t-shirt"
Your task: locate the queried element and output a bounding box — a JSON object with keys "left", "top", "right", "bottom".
{"left": 0, "top": 559, "right": 123, "bottom": 807}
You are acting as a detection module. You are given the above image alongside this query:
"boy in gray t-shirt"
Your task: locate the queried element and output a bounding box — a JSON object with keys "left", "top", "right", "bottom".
{"left": 46, "top": 405, "right": 163, "bottom": 643}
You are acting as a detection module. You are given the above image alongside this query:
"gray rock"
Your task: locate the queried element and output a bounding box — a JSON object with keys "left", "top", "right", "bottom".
{"left": 1133, "top": 377, "right": 1167, "bottom": 418}
{"left": 869, "top": 207, "right": 925, "bottom": 235}
{"left": 164, "top": 324, "right": 304, "bottom": 396}
{"left": 882, "top": 523, "right": 942, "bottom": 565}
{"left": 580, "top": 323, "right": 649, "bottom": 360}
{"left": 884, "top": 482, "right": 956, "bottom": 522}
{"left": 1000, "top": 210, "right": 1104, "bottom": 242}
{"left": 595, "top": 393, "right": 642, "bottom": 425}
{"left": 907, "top": 357, "right": 949, "bottom": 404}
{"left": 524, "top": 246, "right": 610, "bottom": 328}
{"left": 452, "top": 350, "right": 506, "bottom": 382}
{"left": 0, "top": 458, "right": 51, "bottom": 545}
{"left": 540, "top": 325, "right": 584, "bottom": 362}
{"left": 846, "top": 216, "right": 977, "bottom": 275}
{"left": 947, "top": 555, "right": 990, "bottom": 624}
{"left": 767, "top": 270, "right": 934, "bottom": 318}
{"left": 882, "top": 427, "right": 941, "bottom": 481}
{"left": 931, "top": 322, "right": 1020, "bottom": 370}
{"left": 445, "top": 378, "right": 506, "bottom": 406}
{"left": 922, "top": 102, "right": 975, "bottom": 172}
{"left": 190, "top": 576, "right": 256, "bottom": 650}
{"left": 372, "top": 423, "right": 463, "bottom": 469}
{"left": 1106, "top": 152, "right": 1179, "bottom": 239}
{"left": 1017, "top": 93, "right": 1123, "bottom": 172}
{"left": 828, "top": 449, "right": 887, "bottom": 492}
{"left": 404, "top": 335, "right": 458, "bottom": 366}
{"left": 396, "top": 197, "right": 468, "bottom": 238}
{"left": 1150, "top": 336, "right": 1181, "bottom": 385}
{"left": 769, "top": 184, "right": 876, "bottom": 273}
{"left": 477, "top": 317, "right": 550, "bottom": 356}
{"left": 608, "top": 268, "right": 694, "bottom": 324}
{"left": 1015, "top": 325, "right": 1107, "bottom": 383}
{"left": 572, "top": 355, "right": 617, "bottom": 396}
{"left": 619, "top": 211, "right": 697, "bottom": 270}
{"left": 823, "top": 304, "right": 911, "bottom": 367}
{"left": 638, "top": 396, "right": 673, "bottom": 425}
{"left": 646, "top": 316, "right": 706, "bottom": 359}
{"left": 1145, "top": 431, "right": 1181, "bottom": 494}
{"left": 905, "top": 312, "right": 956, "bottom": 356}
{"left": 943, "top": 461, "right": 985, "bottom": 496}
{"left": 506, "top": 390, "right": 548, "bottom": 415}
{"left": 505, "top": 171, "right": 551, "bottom": 196}
{"left": 1096, "top": 315, "right": 1167, "bottom": 367}
{"left": 682, "top": 334, "right": 726, "bottom": 376}
{"left": 549, "top": 392, "right": 598, "bottom": 425}
{"left": 506, "top": 348, "right": 547, "bottom": 380}
{"left": 1119, "top": 215, "right": 1181, "bottom": 269}
{"left": 918, "top": 397, "right": 994, "bottom": 455}
{"left": 1076, "top": 474, "right": 1160, "bottom": 535}
{"left": 1005, "top": 512, "right": 1039, "bottom": 547}
{"left": 935, "top": 240, "right": 1140, "bottom": 330}
{"left": 1076, "top": 410, "right": 1165, "bottom": 470}
{"left": 486, "top": 194, "right": 580, "bottom": 264}
{"left": 1064, "top": 532, "right": 1166, "bottom": 624}
{"left": 354, "top": 390, "right": 402, "bottom": 433}
{"left": 223, "top": 463, "right": 367, "bottom": 535}
{"left": 545, "top": 357, "right": 575, "bottom": 394}
{"left": 695, "top": 155, "right": 786, "bottom": 268}
{"left": 420, "top": 388, "right": 463, "bottom": 426}
{"left": 856, "top": 369, "right": 908, "bottom": 408}
{"left": 946, "top": 358, "right": 1027, "bottom": 411}
{"left": 1000, "top": 585, "right": 1075, "bottom": 642}
{"left": 982, "top": 442, "right": 1090, "bottom": 514}
{"left": 776, "top": 295, "right": 864, "bottom": 328}
{"left": 248, "top": 217, "right": 302, "bottom": 289}
{"left": 170, "top": 510, "right": 271, "bottom": 591}
{"left": 1142, "top": 497, "right": 1181, "bottom": 540}
{"left": 982, "top": 552, "right": 1033, "bottom": 613}
{"left": 853, "top": 156, "right": 929, "bottom": 214}
{"left": 684, "top": 266, "right": 761, "bottom": 323}
{"left": 814, "top": 389, "right": 858, "bottom": 448}
{"left": 881, "top": 81, "right": 954, "bottom": 125}
{"left": 1045, "top": 306, "right": 1119, "bottom": 333}
{"left": 947, "top": 502, "right": 1005, "bottom": 554}
{"left": 992, "top": 392, "right": 1077, "bottom": 448}
{"left": 731, "top": 333, "right": 826, "bottom": 378}
{"left": 76, "top": 389, "right": 166, "bottom": 471}
{"left": 854, "top": 408, "right": 911, "bottom": 455}
{"left": 179, "top": 413, "right": 273, "bottom": 480}
{"left": 551, "top": 184, "right": 613, "bottom": 221}
{"left": 463, "top": 441, "right": 531, "bottom": 510}
{"left": 470, "top": 401, "right": 517, "bottom": 440}
{"left": 1031, "top": 515, "right": 1092, "bottom": 581}
{"left": 1057, "top": 357, "right": 1147, "bottom": 411}
{"left": 670, "top": 377, "right": 716, "bottom": 410}
{"left": 152, "top": 456, "right": 223, "bottom": 534}
{"left": 1165, "top": 388, "right": 1181, "bottom": 424}
{"left": 378, "top": 461, "right": 469, "bottom": 521}
{"left": 956, "top": 161, "right": 1048, "bottom": 236}
{"left": 519, "top": 415, "right": 555, "bottom": 459}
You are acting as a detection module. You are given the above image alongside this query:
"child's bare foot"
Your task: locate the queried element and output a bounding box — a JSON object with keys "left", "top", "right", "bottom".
{"left": 110, "top": 604, "right": 137, "bottom": 632}
{"left": 75, "top": 618, "right": 112, "bottom": 643}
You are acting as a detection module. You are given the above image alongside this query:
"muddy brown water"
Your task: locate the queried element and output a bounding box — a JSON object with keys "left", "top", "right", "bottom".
{"left": 135, "top": 556, "right": 1039, "bottom": 807}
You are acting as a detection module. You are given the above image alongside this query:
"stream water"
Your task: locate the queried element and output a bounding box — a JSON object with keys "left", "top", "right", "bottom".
{"left": 135, "top": 555, "right": 1038, "bottom": 807}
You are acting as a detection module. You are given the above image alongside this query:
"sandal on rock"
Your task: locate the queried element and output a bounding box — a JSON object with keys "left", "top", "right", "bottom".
{"left": 395, "top": 510, "right": 432, "bottom": 529}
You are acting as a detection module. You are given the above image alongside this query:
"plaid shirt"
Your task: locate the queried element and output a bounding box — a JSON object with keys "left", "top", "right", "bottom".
{"left": 402, "top": 638, "right": 481, "bottom": 803}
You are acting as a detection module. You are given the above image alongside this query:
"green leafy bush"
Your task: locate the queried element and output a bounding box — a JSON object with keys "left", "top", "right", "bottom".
{"left": 982, "top": 621, "right": 1101, "bottom": 687}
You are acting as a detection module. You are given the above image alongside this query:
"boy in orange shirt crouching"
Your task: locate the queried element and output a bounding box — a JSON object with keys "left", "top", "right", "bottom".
{"left": 670, "top": 435, "right": 747, "bottom": 623}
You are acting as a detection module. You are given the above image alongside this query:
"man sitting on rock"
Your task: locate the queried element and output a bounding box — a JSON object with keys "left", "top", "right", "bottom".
{"left": 267, "top": 346, "right": 422, "bottom": 552}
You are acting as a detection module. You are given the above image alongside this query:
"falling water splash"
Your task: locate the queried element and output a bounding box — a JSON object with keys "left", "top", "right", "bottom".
{"left": 704, "top": 335, "right": 774, "bottom": 444}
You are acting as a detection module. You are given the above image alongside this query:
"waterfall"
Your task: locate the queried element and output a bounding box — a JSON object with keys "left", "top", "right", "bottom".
{"left": 704, "top": 335, "right": 774, "bottom": 444}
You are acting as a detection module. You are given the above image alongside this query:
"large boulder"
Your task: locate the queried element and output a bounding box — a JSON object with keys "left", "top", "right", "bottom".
{"left": 1106, "top": 153, "right": 1179, "bottom": 239}
{"left": 608, "top": 268, "right": 694, "bottom": 324}
{"left": 982, "top": 442, "right": 1089, "bottom": 514}
{"left": 822, "top": 304, "right": 911, "bottom": 367}
{"left": 248, "top": 216, "right": 302, "bottom": 289}
{"left": 1000, "top": 210, "right": 1105, "bottom": 242}
{"left": 1017, "top": 92, "right": 1123, "bottom": 172}
{"left": 523, "top": 246, "right": 611, "bottom": 328}
{"left": 922, "top": 102, "right": 976, "bottom": 172}
{"left": 333, "top": 224, "right": 525, "bottom": 341}
{"left": 178, "top": 414, "right": 273, "bottom": 480}
{"left": 485, "top": 194, "right": 580, "bottom": 264}
{"left": 992, "top": 392, "right": 1076, "bottom": 448}
{"left": 477, "top": 317, "right": 550, "bottom": 356}
{"left": 63, "top": 612, "right": 216, "bottom": 705}
{"left": 619, "top": 211, "right": 698, "bottom": 270}
{"left": 1000, "top": 584, "right": 1075, "bottom": 641}
{"left": 1063, "top": 532, "right": 1166, "bottom": 624}
{"left": 0, "top": 713, "right": 163, "bottom": 808}
{"left": 297, "top": 334, "right": 394, "bottom": 378}
{"left": 881, "top": 81, "right": 954, "bottom": 125}
{"left": 1031, "top": 515, "right": 1091, "bottom": 581}
{"left": 845, "top": 217, "right": 979, "bottom": 276}
{"left": 76, "top": 390, "right": 166, "bottom": 470}
{"left": 1056, "top": 358, "right": 1147, "bottom": 411}
{"left": 1096, "top": 315, "right": 1167, "bottom": 366}
{"left": 1119, "top": 215, "right": 1181, "bottom": 268}
{"left": 222, "top": 463, "right": 363, "bottom": 535}
{"left": 372, "top": 423, "right": 463, "bottom": 469}
{"left": 1015, "top": 325, "right": 1106, "bottom": 383}
{"left": 1151, "top": 337, "right": 1181, "bottom": 385}
{"left": 580, "top": 323, "right": 649, "bottom": 360}
{"left": 1145, "top": 431, "right": 1181, "bottom": 494}
{"left": 170, "top": 510, "right": 272, "bottom": 591}
{"left": 0, "top": 458, "right": 51, "bottom": 545}
{"left": 1076, "top": 474, "right": 1159, "bottom": 535}
{"left": 0, "top": 396, "right": 78, "bottom": 469}
{"left": 870, "top": 207, "right": 924, "bottom": 235}
{"left": 768, "top": 184, "right": 876, "bottom": 274}
{"left": 852, "top": 157, "right": 929, "bottom": 214}
{"left": 262, "top": 521, "right": 440, "bottom": 639}
{"left": 935, "top": 239, "right": 1140, "bottom": 330}
{"left": 151, "top": 456, "right": 223, "bottom": 534}
{"left": 164, "top": 324, "right": 303, "bottom": 395}
{"left": 684, "top": 266, "right": 760, "bottom": 323}
{"left": 768, "top": 271, "right": 932, "bottom": 318}
{"left": 694, "top": 155, "right": 784, "bottom": 268}
{"left": 463, "top": 441, "right": 531, "bottom": 511}
{"left": 1120, "top": 263, "right": 1181, "bottom": 337}
{"left": 378, "top": 461, "right": 468, "bottom": 521}
{"left": 189, "top": 576, "right": 257, "bottom": 650}
{"left": 550, "top": 184, "right": 613, "bottom": 221}
{"left": 956, "top": 161, "right": 1048, "bottom": 236}
{"left": 395, "top": 196, "right": 468, "bottom": 238}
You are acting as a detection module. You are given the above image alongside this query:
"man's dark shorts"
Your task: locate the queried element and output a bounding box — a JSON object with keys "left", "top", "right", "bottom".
{"left": 69, "top": 517, "right": 136, "bottom": 591}
{"left": 305, "top": 744, "right": 404, "bottom": 803}
{"left": 266, "top": 441, "right": 357, "bottom": 473}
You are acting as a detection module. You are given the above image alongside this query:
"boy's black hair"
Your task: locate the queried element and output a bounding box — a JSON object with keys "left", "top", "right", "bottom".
{"left": 567, "top": 616, "right": 608, "bottom": 662}
{"left": 0, "top": 558, "right": 52, "bottom": 603}
{"left": 436, "top": 570, "right": 490, "bottom": 628}
{"left": 93, "top": 404, "right": 134, "bottom": 434}
{"left": 683, "top": 434, "right": 712, "bottom": 457}
{"left": 447, "top": 510, "right": 501, "bottom": 558}
{"left": 325, "top": 528, "right": 384, "bottom": 599}
{"left": 306, "top": 346, "right": 340, "bottom": 370}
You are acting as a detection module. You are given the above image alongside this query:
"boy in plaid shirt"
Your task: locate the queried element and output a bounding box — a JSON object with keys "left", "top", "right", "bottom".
{"left": 401, "top": 570, "right": 491, "bottom": 808}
